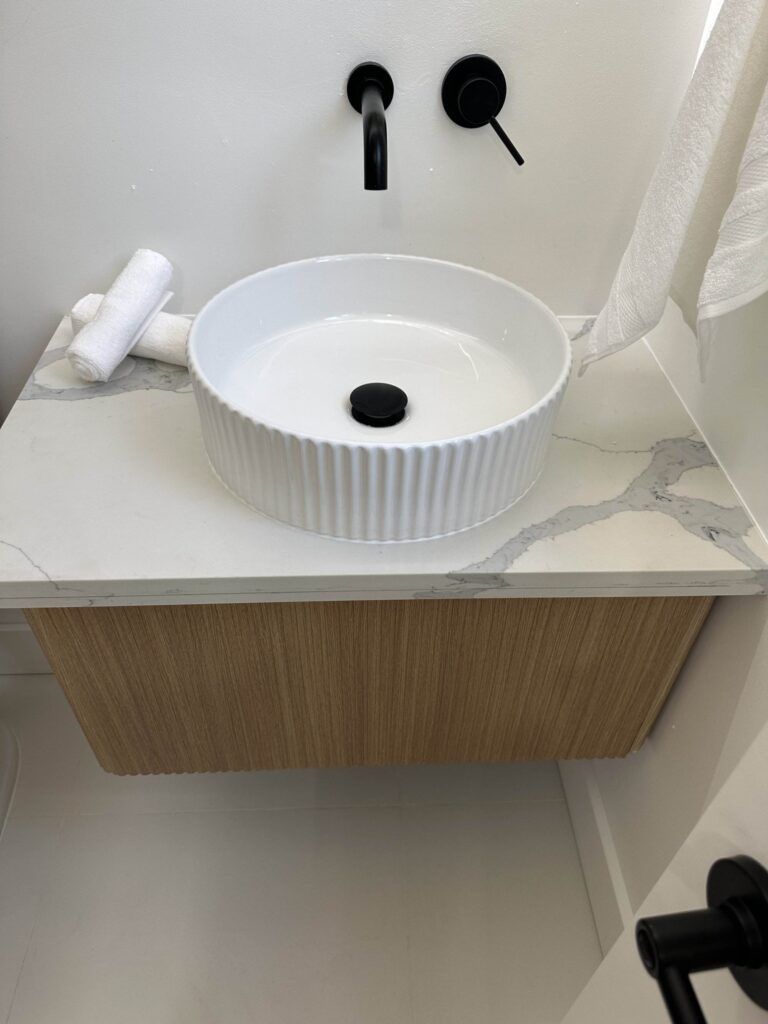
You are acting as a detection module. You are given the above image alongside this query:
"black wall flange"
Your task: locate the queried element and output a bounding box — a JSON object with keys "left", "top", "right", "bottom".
{"left": 346, "top": 62, "right": 394, "bottom": 114}
{"left": 441, "top": 54, "right": 524, "bottom": 166}
{"left": 636, "top": 856, "right": 768, "bottom": 1023}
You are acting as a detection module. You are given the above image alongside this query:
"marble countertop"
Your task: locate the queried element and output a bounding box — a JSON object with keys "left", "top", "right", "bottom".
{"left": 1, "top": 316, "right": 766, "bottom": 608}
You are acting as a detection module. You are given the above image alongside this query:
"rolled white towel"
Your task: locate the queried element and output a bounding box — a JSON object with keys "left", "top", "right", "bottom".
{"left": 71, "top": 293, "right": 189, "bottom": 367}
{"left": 67, "top": 249, "right": 173, "bottom": 382}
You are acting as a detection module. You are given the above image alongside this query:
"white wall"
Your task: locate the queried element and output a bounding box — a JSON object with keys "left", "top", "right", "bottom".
{"left": 583, "top": 296, "right": 768, "bottom": 912}
{"left": 0, "top": 0, "right": 709, "bottom": 418}
{"left": 650, "top": 295, "right": 768, "bottom": 531}
{"left": 566, "top": 705, "right": 768, "bottom": 1024}
{"left": 588, "top": 593, "right": 768, "bottom": 910}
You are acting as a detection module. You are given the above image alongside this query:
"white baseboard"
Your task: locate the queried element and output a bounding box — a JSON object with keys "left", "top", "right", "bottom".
{"left": 559, "top": 761, "right": 634, "bottom": 955}
{"left": 0, "top": 620, "right": 50, "bottom": 675}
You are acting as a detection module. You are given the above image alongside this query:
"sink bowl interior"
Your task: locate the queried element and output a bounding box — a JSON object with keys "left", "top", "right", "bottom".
{"left": 190, "top": 254, "right": 570, "bottom": 445}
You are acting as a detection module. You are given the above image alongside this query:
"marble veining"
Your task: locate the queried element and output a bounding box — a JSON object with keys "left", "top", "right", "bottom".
{"left": 465, "top": 437, "right": 762, "bottom": 574}
{"left": 0, "top": 315, "right": 766, "bottom": 607}
{"left": 413, "top": 435, "right": 767, "bottom": 599}
{"left": 567, "top": 317, "right": 596, "bottom": 342}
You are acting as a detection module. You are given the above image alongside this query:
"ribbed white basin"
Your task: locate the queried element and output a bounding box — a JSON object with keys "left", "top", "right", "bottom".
{"left": 189, "top": 254, "right": 571, "bottom": 541}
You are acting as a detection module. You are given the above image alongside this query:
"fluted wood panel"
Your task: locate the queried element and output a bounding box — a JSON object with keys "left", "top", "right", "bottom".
{"left": 26, "top": 597, "right": 712, "bottom": 775}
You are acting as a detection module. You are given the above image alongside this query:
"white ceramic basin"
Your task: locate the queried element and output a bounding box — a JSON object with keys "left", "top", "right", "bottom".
{"left": 189, "top": 254, "right": 571, "bottom": 542}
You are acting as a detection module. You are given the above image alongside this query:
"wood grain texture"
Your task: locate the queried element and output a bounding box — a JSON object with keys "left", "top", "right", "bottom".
{"left": 26, "top": 597, "right": 713, "bottom": 774}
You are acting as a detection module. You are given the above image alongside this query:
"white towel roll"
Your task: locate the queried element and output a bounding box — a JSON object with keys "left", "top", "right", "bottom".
{"left": 71, "top": 293, "right": 190, "bottom": 367}
{"left": 67, "top": 249, "right": 173, "bottom": 382}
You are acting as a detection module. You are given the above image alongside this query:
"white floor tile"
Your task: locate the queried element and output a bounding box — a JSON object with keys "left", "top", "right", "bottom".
{"left": 4, "top": 802, "right": 602, "bottom": 1024}
{"left": 8, "top": 807, "right": 412, "bottom": 1024}
{"left": 0, "top": 816, "right": 62, "bottom": 1021}
{"left": 0, "top": 675, "right": 600, "bottom": 1023}
{"left": 1, "top": 676, "right": 83, "bottom": 817}
{"left": 396, "top": 761, "right": 563, "bottom": 805}
{"left": 402, "top": 802, "right": 602, "bottom": 1024}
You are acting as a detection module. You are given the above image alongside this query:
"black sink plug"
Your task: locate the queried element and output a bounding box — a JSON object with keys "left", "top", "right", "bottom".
{"left": 347, "top": 63, "right": 394, "bottom": 190}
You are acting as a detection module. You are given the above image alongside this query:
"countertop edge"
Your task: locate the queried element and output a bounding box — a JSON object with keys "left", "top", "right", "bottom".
{"left": 2, "top": 573, "right": 764, "bottom": 609}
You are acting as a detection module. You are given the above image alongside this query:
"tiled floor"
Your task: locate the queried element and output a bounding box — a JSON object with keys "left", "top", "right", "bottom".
{"left": 0, "top": 674, "right": 601, "bottom": 1023}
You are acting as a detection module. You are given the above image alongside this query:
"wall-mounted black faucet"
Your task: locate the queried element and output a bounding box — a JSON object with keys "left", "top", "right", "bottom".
{"left": 347, "top": 63, "right": 394, "bottom": 190}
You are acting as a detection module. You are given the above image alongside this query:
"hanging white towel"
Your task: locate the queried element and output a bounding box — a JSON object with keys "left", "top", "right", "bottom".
{"left": 697, "top": 79, "right": 768, "bottom": 368}
{"left": 582, "top": 0, "right": 768, "bottom": 373}
{"left": 67, "top": 249, "right": 173, "bottom": 382}
{"left": 71, "top": 293, "right": 190, "bottom": 367}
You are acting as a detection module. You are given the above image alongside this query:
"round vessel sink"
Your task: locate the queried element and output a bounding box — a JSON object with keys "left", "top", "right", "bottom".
{"left": 188, "top": 254, "right": 571, "bottom": 542}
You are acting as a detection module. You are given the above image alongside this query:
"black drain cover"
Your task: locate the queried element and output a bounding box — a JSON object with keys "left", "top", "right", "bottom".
{"left": 349, "top": 382, "right": 408, "bottom": 427}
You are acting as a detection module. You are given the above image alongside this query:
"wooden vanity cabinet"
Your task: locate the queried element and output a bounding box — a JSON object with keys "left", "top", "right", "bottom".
{"left": 26, "top": 596, "right": 712, "bottom": 774}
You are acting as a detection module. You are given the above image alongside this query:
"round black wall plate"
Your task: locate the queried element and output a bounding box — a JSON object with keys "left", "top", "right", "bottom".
{"left": 347, "top": 63, "right": 394, "bottom": 113}
{"left": 707, "top": 856, "right": 768, "bottom": 1009}
{"left": 442, "top": 54, "right": 507, "bottom": 128}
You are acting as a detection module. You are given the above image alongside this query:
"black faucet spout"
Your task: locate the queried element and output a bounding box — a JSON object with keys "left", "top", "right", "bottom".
{"left": 361, "top": 83, "right": 387, "bottom": 190}
{"left": 347, "top": 63, "right": 394, "bottom": 192}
